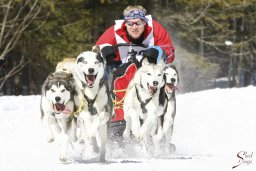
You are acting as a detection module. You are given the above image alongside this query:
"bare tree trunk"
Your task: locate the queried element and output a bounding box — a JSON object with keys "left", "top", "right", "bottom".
{"left": 0, "top": 0, "right": 42, "bottom": 60}
{"left": 0, "top": 0, "right": 47, "bottom": 94}
{"left": 228, "top": 54, "right": 235, "bottom": 87}
{"left": 0, "top": 55, "right": 29, "bottom": 91}
{"left": 200, "top": 22, "right": 204, "bottom": 57}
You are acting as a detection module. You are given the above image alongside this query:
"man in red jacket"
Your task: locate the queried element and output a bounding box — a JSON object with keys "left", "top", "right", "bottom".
{"left": 95, "top": 5, "right": 175, "bottom": 135}
{"left": 96, "top": 5, "right": 175, "bottom": 64}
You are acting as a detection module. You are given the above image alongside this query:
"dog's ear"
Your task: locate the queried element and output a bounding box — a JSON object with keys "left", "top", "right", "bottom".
{"left": 92, "top": 45, "right": 105, "bottom": 64}
{"left": 170, "top": 65, "right": 177, "bottom": 71}
{"left": 67, "top": 73, "right": 76, "bottom": 95}
{"left": 43, "top": 72, "right": 55, "bottom": 92}
{"left": 92, "top": 46, "right": 101, "bottom": 54}
{"left": 47, "top": 72, "right": 55, "bottom": 80}
{"left": 141, "top": 57, "right": 150, "bottom": 67}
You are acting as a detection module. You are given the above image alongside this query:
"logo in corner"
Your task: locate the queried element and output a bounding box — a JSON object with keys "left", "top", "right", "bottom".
{"left": 232, "top": 151, "right": 253, "bottom": 169}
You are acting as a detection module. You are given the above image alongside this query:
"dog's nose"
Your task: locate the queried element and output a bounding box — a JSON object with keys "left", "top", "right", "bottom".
{"left": 55, "top": 96, "right": 61, "bottom": 102}
{"left": 153, "top": 81, "right": 158, "bottom": 86}
{"left": 171, "top": 78, "right": 176, "bottom": 83}
{"left": 88, "top": 68, "right": 94, "bottom": 74}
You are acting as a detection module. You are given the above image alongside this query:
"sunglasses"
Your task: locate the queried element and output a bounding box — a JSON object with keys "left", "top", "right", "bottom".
{"left": 126, "top": 20, "right": 145, "bottom": 26}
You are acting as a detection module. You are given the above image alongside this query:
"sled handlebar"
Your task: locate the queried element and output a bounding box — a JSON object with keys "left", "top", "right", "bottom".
{"left": 113, "top": 43, "right": 148, "bottom": 49}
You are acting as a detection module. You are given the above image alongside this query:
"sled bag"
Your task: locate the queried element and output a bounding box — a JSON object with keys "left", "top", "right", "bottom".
{"left": 111, "top": 61, "right": 141, "bottom": 122}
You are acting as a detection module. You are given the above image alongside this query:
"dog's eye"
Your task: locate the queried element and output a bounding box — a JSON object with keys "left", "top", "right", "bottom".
{"left": 61, "top": 89, "right": 66, "bottom": 93}
{"left": 83, "top": 61, "right": 87, "bottom": 64}
{"left": 147, "top": 73, "right": 151, "bottom": 76}
{"left": 158, "top": 74, "right": 162, "bottom": 76}
{"left": 50, "top": 89, "right": 55, "bottom": 92}
{"left": 95, "top": 61, "right": 99, "bottom": 64}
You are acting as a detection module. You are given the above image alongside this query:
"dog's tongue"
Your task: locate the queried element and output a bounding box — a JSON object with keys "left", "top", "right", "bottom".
{"left": 55, "top": 103, "right": 65, "bottom": 111}
{"left": 55, "top": 103, "right": 71, "bottom": 114}
{"left": 86, "top": 75, "right": 96, "bottom": 86}
{"left": 62, "top": 108, "right": 72, "bottom": 114}
{"left": 166, "top": 83, "right": 174, "bottom": 93}
{"left": 150, "top": 86, "right": 157, "bottom": 94}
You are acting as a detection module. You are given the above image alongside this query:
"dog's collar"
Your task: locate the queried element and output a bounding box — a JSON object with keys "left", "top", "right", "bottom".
{"left": 51, "top": 112, "right": 58, "bottom": 116}
{"left": 135, "top": 85, "right": 152, "bottom": 114}
{"left": 166, "top": 90, "right": 176, "bottom": 101}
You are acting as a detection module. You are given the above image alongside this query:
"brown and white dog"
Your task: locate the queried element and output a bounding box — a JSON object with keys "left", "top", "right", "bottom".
{"left": 40, "top": 71, "right": 77, "bottom": 162}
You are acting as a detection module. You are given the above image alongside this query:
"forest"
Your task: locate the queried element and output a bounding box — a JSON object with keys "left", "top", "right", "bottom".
{"left": 0, "top": 0, "right": 255, "bottom": 95}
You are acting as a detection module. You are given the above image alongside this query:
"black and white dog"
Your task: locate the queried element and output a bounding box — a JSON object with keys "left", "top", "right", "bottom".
{"left": 123, "top": 57, "right": 167, "bottom": 155}
{"left": 155, "top": 65, "right": 179, "bottom": 152}
{"left": 40, "top": 71, "right": 77, "bottom": 162}
{"left": 73, "top": 47, "right": 112, "bottom": 162}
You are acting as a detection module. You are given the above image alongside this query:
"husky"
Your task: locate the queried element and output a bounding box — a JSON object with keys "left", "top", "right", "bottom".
{"left": 123, "top": 57, "right": 166, "bottom": 155}
{"left": 40, "top": 71, "right": 77, "bottom": 162}
{"left": 155, "top": 65, "right": 179, "bottom": 152}
{"left": 56, "top": 58, "right": 76, "bottom": 73}
{"left": 73, "top": 47, "right": 112, "bottom": 162}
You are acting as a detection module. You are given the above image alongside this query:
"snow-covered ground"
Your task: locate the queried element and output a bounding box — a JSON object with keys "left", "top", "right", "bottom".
{"left": 0, "top": 87, "right": 255, "bottom": 171}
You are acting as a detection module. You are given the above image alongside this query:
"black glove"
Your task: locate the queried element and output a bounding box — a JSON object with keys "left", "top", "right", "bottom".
{"left": 101, "top": 46, "right": 116, "bottom": 64}
{"left": 142, "top": 47, "right": 167, "bottom": 64}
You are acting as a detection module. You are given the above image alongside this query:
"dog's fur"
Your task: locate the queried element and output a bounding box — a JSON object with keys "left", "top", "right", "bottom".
{"left": 40, "top": 71, "right": 77, "bottom": 161}
{"left": 73, "top": 47, "right": 112, "bottom": 162}
{"left": 56, "top": 58, "right": 76, "bottom": 73}
{"left": 155, "top": 65, "right": 179, "bottom": 152}
{"left": 123, "top": 57, "right": 166, "bottom": 155}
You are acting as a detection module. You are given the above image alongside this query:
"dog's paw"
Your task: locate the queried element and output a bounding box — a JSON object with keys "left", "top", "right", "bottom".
{"left": 78, "top": 138, "right": 85, "bottom": 144}
{"left": 137, "top": 134, "right": 143, "bottom": 141}
{"left": 47, "top": 136, "right": 55, "bottom": 143}
{"left": 59, "top": 150, "right": 69, "bottom": 162}
{"left": 131, "top": 128, "right": 140, "bottom": 139}
{"left": 59, "top": 155, "right": 68, "bottom": 162}
{"left": 168, "top": 143, "right": 176, "bottom": 153}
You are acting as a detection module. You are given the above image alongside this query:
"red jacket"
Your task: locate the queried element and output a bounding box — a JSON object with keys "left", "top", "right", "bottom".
{"left": 96, "top": 18, "right": 175, "bottom": 63}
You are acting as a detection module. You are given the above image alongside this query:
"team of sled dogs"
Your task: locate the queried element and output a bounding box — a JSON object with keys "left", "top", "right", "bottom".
{"left": 40, "top": 46, "right": 179, "bottom": 162}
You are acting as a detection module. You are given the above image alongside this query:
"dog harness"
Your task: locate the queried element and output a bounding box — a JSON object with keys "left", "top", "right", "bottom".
{"left": 83, "top": 78, "right": 105, "bottom": 115}
{"left": 135, "top": 85, "right": 152, "bottom": 114}
{"left": 84, "top": 94, "right": 98, "bottom": 115}
{"left": 72, "top": 96, "right": 86, "bottom": 117}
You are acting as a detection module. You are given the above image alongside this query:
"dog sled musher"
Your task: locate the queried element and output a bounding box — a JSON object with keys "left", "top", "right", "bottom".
{"left": 101, "top": 43, "right": 169, "bottom": 137}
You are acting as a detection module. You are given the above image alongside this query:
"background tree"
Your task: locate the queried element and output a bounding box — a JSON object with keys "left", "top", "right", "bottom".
{"left": 0, "top": 0, "right": 255, "bottom": 95}
{"left": 165, "top": 0, "right": 256, "bottom": 88}
{"left": 0, "top": 0, "right": 51, "bottom": 94}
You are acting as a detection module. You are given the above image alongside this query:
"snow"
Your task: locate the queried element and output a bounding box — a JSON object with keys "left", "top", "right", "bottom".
{"left": 0, "top": 87, "right": 256, "bottom": 171}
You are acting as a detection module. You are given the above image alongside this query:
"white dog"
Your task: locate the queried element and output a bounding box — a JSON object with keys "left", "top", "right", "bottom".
{"left": 155, "top": 65, "right": 179, "bottom": 152}
{"left": 40, "top": 71, "right": 77, "bottom": 162}
{"left": 73, "top": 47, "right": 112, "bottom": 162}
{"left": 123, "top": 57, "right": 166, "bottom": 155}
